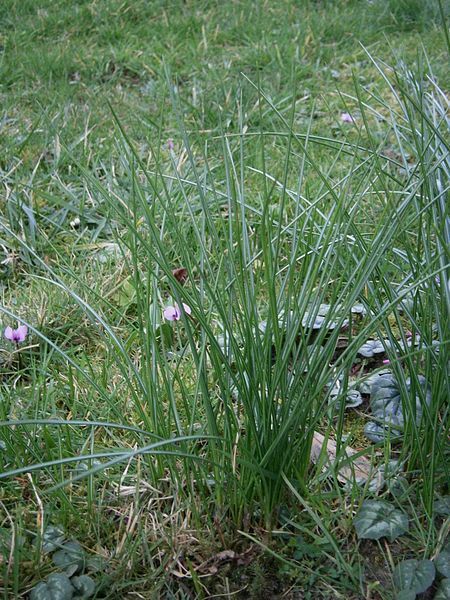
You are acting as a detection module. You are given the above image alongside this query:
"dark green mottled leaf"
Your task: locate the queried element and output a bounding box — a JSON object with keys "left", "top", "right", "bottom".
{"left": 393, "top": 559, "right": 435, "bottom": 594}
{"left": 354, "top": 500, "right": 408, "bottom": 541}
{"left": 434, "top": 497, "right": 450, "bottom": 517}
{"left": 30, "top": 573, "right": 74, "bottom": 600}
{"left": 434, "top": 578, "right": 450, "bottom": 599}
{"left": 40, "top": 526, "right": 65, "bottom": 554}
{"left": 71, "top": 575, "right": 96, "bottom": 599}
{"left": 53, "top": 541, "right": 85, "bottom": 576}
{"left": 357, "top": 339, "right": 387, "bottom": 358}
{"left": 395, "top": 590, "right": 416, "bottom": 600}
{"left": 436, "top": 551, "right": 450, "bottom": 578}
{"left": 365, "top": 375, "right": 431, "bottom": 443}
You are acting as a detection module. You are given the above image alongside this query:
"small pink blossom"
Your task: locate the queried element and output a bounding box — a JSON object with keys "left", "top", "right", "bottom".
{"left": 4, "top": 325, "right": 28, "bottom": 343}
{"left": 163, "top": 303, "right": 191, "bottom": 321}
{"left": 341, "top": 112, "right": 355, "bottom": 124}
{"left": 382, "top": 359, "right": 390, "bottom": 365}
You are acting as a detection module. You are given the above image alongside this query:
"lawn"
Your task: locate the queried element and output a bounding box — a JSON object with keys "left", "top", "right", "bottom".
{"left": 0, "top": 0, "right": 449, "bottom": 598}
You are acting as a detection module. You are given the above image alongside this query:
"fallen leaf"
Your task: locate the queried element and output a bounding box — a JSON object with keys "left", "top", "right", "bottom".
{"left": 310, "top": 432, "right": 375, "bottom": 486}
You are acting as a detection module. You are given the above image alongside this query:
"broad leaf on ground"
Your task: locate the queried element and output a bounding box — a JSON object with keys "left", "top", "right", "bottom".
{"left": 395, "top": 590, "right": 416, "bottom": 600}
{"left": 71, "top": 575, "right": 96, "bottom": 599}
{"left": 434, "top": 579, "right": 450, "bottom": 599}
{"left": 364, "top": 374, "right": 431, "bottom": 443}
{"left": 357, "top": 339, "right": 387, "bottom": 358}
{"left": 30, "top": 573, "right": 74, "bottom": 600}
{"left": 40, "top": 526, "right": 65, "bottom": 554}
{"left": 354, "top": 500, "right": 408, "bottom": 541}
{"left": 393, "top": 559, "right": 435, "bottom": 594}
{"left": 436, "top": 551, "right": 450, "bottom": 578}
{"left": 53, "top": 541, "right": 85, "bottom": 577}
{"left": 434, "top": 497, "right": 450, "bottom": 517}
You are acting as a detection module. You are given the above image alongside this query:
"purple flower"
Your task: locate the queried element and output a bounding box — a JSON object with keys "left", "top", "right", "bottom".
{"left": 4, "top": 325, "right": 28, "bottom": 343}
{"left": 167, "top": 138, "right": 174, "bottom": 151}
{"left": 341, "top": 112, "right": 355, "bottom": 123}
{"left": 163, "top": 303, "right": 191, "bottom": 321}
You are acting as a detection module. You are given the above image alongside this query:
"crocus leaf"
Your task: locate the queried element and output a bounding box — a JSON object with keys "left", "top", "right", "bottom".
{"left": 116, "top": 279, "right": 136, "bottom": 307}
{"left": 393, "top": 559, "right": 435, "bottom": 594}
{"left": 0, "top": 528, "right": 11, "bottom": 558}
{"left": 434, "top": 578, "right": 450, "bottom": 599}
{"left": 354, "top": 500, "right": 408, "bottom": 541}
{"left": 30, "top": 573, "right": 74, "bottom": 600}
{"left": 0, "top": 527, "right": 25, "bottom": 556}
{"left": 53, "top": 541, "right": 85, "bottom": 576}
{"left": 436, "top": 551, "right": 450, "bottom": 578}
{"left": 156, "top": 322, "right": 173, "bottom": 347}
{"left": 71, "top": 575, "right": 96, "bottom": 599}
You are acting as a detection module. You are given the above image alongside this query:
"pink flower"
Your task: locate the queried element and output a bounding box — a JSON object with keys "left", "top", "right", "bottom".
{"left": 4, "top": 325, "right": 28, "bottom": 343}
{"left": 382, "top": 359, "right": 390, "bottom": 365}
{"left": 163, "top": 303, "right": 191, "bottom": 321}
{"left": 341, "top": 112, "right": 355, "bottom": 123}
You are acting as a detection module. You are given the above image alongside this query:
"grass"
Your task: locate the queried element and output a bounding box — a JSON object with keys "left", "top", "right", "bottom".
{"left": 0, "top": 0, "right": 449, "bottom": 598}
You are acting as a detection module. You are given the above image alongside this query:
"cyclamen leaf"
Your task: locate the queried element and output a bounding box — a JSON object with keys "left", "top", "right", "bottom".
{"left": 53, "top": 541, "right": 85, "bottom": 576}
{"left": 328, "top": 384, "right": 363, "bottom": 409}
{"left": 364, "top": 421, "right": 402, "bottom": 443}
{"left": 395, "top": 590, "right": 416, "bottom": 600}
{"left": 434, "top": 579, "right": 450, "bottom": 599}
{"left": 364, "top": 374, "right": 431, "bottom": 443}
{"left": 71, "top": 575, "right": 96, "bottom": 599}
{"left": 434, "top": 496, "right": 450, "bottom": 516}
{"left": 393, "top": 559, "right": 435, "bottom": 594}
{"left": 30, "top": 573, "right": 74, "bottom": 600}
{"left": 354, "top": 500, "right": 408, "bottom": 541}
{"left": 436, "top": 551, "right": 450, "bottom": 578}
{"left": 357, "top": 369, "right": 392, "bottom": 395}
{"left": 40, "top": 526, "right": 65, "bottom": 554}
{"left": 357, "top": 339, "right": 387, "bottom": 358}
{"left": 370, "top": 376, "right": 431, "bottom": 422}
{"left": 345, "top": 389, "right": 363, "bottom": 407}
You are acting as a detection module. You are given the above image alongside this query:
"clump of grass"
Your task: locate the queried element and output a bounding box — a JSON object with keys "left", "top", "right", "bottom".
{"left": 0, "top": 36, "right": 448, "bottom": 600}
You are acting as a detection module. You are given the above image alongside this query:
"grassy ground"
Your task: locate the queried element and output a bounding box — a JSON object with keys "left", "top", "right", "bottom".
{"left": 0, "top": 1, "right": 449, "bottom": 598}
